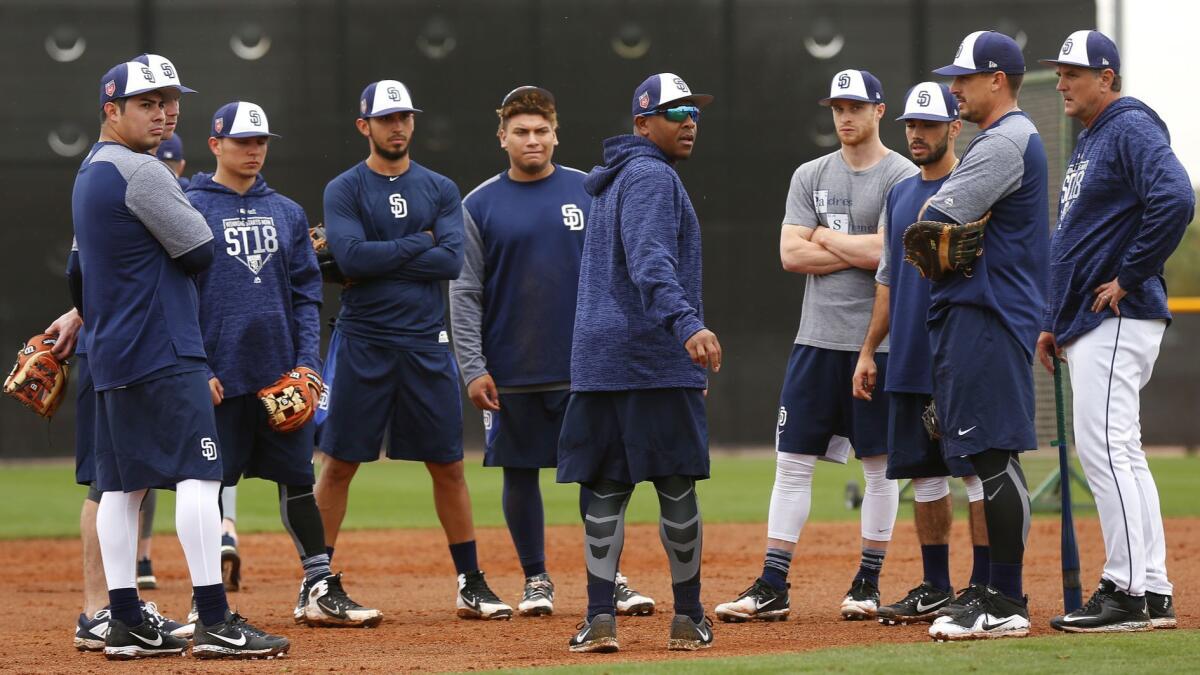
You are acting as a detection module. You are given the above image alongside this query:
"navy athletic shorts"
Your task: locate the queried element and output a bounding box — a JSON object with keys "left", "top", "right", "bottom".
{"left": 481, "top": 389, "right": 569, "bottom": 469}
{"left": 930, "top": 305, "right": 1037, "bottom": 459}
{"left": 215, "top": 393, "right": 315, "bottom": 486}
{"left": 319, "top": 332, "right": 463, "bottom": 464}
{"left": 776, "top": 345, "right": 890, "bottom": 459}
{"left": 74, "top": 354, "right": 96, "bottom": 486}
{"left": 556, "top": 388, "right": 709, "bottom": 485}
{"left": 94, "top": 366, "right": 222, "bottom": 492}
{"left": 886, "top": 391, "right": 974, "bottom": 479}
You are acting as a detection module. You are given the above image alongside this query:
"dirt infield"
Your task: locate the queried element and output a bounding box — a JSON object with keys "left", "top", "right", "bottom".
{"left": 8, "top": 517, "right": 1196, "bottom": 672}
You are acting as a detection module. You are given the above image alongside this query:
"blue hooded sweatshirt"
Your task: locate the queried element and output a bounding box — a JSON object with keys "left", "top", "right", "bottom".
{"left": 1045, "top": 97, "right": 1194, "bottom": 346}
{"left": 571, "top": 135, "right": 707, "bottom": 392}
{"left": 186, "top": 172, "right": 323, "bottom": 398}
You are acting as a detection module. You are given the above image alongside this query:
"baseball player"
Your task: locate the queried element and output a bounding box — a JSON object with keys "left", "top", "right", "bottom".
{"left": 852, "top": 82, "right": 993, "bottom": 624}
{"left": 910, "top": 30, "right": 1048, "bottom": 641}
{"left": 66, "top": 53, "right": 194, "bottom": 650}
{"left": 317, "top": 80, "right": 510, "bottom": 619}
{"left": 450, "top": 86, "right": 654, "bottom": 617}
{"left": 560, "top": 72, "right": 719, "bottom": 653}
{"left": 1038, "top": 30, "right": 1190, "bottom": 633}
{"left": 186, "top": 101, "right": 382, "bottom": 628}
{"left": 156, "top": 134, "right": 187, "bottom": 185}
{"left": 73, "top": 60, "right": 287, "bottom": 658}
{"left": 716, "top": 69, "right": 914, "bottom": 624}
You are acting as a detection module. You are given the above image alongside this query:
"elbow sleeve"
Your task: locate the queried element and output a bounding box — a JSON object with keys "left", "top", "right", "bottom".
{"left": 67, "top": 251, "right": 84, "bottom": 313}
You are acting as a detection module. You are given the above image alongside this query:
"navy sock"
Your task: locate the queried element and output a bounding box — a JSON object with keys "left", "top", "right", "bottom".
{"left": 761, "top": 547, "right": 792, "bottom": 591}
{"left": 855, "top": 547, "right": 887, "bottom": 586}
{"left": 587, "top": 581, "right": 616, "bottom": 620}
{"left": 673, "top": 580, "right": 704, "bottom": 623}
{"left": 301, "top": 553, "right": 332, "bottom": 583}
{"left": 501, "top": 468, "right": 547, "bottom": 579}
{"left": 991, "top": 562, "right": 1022, "bottom": 600}
{"left": 921, "top": 544, "right": 951, "bottom": 592}
{"left": 326, "top": 545, "right": 334, "bottom": 563}
{"left": 449, "top": 540, "right": 479, "bottom": 575}
{"left": 971, "top": 545, "right": 991, "bottom": 586}
{"left": 108, "top": 588, "right": 142, "bottom": 627}
{"left": 193, "top": 583, "right": 228, "bottom": 626}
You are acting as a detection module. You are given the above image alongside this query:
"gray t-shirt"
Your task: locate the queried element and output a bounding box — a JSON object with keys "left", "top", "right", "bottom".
{"left": 783, "top": 150, "right": 917, "bottom": 351}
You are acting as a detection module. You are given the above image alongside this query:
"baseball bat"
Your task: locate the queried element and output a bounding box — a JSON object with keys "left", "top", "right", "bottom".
{"left": 1053, "top": 359, "right": 1083, "bottom": 612}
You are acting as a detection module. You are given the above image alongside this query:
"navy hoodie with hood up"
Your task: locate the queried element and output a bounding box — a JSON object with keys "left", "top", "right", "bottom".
{"left": 1045, "top": 97, "right": 1194, "bottom": 346}
{"left": 571, "top": 134, "right": 707, "bottom": 391}
{"left": 186, "top": 172, "right": 323, "bottom": 398}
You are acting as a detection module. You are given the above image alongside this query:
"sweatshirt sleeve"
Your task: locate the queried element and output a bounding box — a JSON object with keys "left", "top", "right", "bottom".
{"left": 1115, "top": 119, "right": 1196, "bottom": 291}
{"left": 323, "top": 178, "right": 436, "bottom": 279}
{"left": 388, "top": 181, "right": 466, "bottom": 282}
{"left": 287, "top": 205, "right": 323, "bottom": 370}
{"left": 449, "top": 205, "right": 488, "bottom": 384}
{"left": 619, "top": 168, "right": 705, "bottom": 345}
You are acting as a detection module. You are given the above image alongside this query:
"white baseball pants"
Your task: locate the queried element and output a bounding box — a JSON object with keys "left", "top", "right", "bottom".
{"left": 1065, "top": 317, "right": 1172, "bottom": 597}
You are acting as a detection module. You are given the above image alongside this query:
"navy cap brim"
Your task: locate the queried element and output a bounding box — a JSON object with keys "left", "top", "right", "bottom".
{"left": 896, "top": 112, "right": 956, "bottom": 122}
{"left": 932, "top": 64, "right": 985, "bottom": 76}
{"left": 220, "top": 131, "right": 281, "bottom": 139}
{"left": 1036, "top": 57, "right": 1111, "bottom": 70}
{"left": 818, "top": 94, "right": 878, "bottom": 106}
{"left": 178, "top": 84, "right": 198, "bottom": 94}
{"left": 361, "top": 106, "right": 423, "bottom": 118}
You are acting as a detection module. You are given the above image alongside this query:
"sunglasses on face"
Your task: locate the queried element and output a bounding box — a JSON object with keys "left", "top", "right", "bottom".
{"left": 639, "top": 105, "right": 701, "bottom": 123}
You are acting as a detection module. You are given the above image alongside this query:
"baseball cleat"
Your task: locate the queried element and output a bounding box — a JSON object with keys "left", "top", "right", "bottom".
{"left": 75, "top": 608, "right": 111, "bottom": 651}
{"left": 103, "top": 617, "right": 188, "bottom": 660}
{"left": 667, "top": 615, "right": 714, "bottom": 651}
{"left": 840, "top": 578, "right": 880, "bottom": 620}
{"left": 142, "top": 600, "right": 192, "bottom": 639}
{"left": 877, "top": 582, "right": 953, "bottom": 624}
{"left": 221, "top": 534, "right": 241, "bottom": 592}
{"left": 293, "top": 577, "right": 311, "bottom": 624}
{"left": 456, "top": 570, "right": 513, "bottom": 620}
{"left": 568, "top": 613, "right": 618, "bottom": 653}
{"left": 1050, "top": 579, "right": 1152, "bottom": 633}
{"left": 136, "top": 558, "right": 158, "bottom": 590}
{"left": 929, "top": 585, "right": 1029, "bottom": 641}
{"left": 303, "top": 573, "right": 383, "bottom": 627}
{"left": 715, "top": 579, "right": 790, "bottom": 622}
{"left": 1147, "top": 591, "right": 1177, "bottom": 629}
{"left": 936, "top": 584, "right": 986, "bottom": 620}
{"left": 518, "top": 573, "right": 555, "bottom": 617}
{"left": 614, "top": 572, "right": 655, "bottom": 616}
{"left": 192, "top": 611, "right": 289, "bottom": 659}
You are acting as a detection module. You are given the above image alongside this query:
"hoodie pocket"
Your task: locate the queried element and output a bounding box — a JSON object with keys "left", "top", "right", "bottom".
{"left": 210, "top": 311, "right": 292, "bottom": 384}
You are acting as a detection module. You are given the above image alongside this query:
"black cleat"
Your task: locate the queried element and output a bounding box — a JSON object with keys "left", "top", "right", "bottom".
{"left": 667, "top": 615, "right": 714, "bottom": 651}
{"left": 840, "top": 578, "right": 880, "bottom": 620}
{"left": 929, "top": 585, "right": 1029, "bottom": 641}
{"left": 936, "top": 584, "right": 986, "bottom": 620}
{"left": 104, "top": 617, "right": 187, "bottom": 660}
{"left": 569, "top": 613, "right": 618, "bottom": 653}
{"left": 136, "top": 558, "right": 157, "bottom": 590}
{"left": 714, "top": 579, "right": 790, "bottom": 622}
{"left": 456, "top": 570, "right": 513, "bottom": 619}
{"left": 878, "top": 582, "right": 954, "bottom": 624}
{"left": 1147, "top": 591, "right": 1177, "bottom": 629}
{"left": 614, "top": 572, "right": 655, "bottom": 616}
{"left": 303, "top": 573, "right": 383, "bottom": 627}
{"left": 193, "top": 611, "right": 289, "bottom": 659}
{"left": 221, "top": 534, "right": 241, "bottom": 592}
{"left": 1050, "top": 579, "right": 1152, "bottom": 633}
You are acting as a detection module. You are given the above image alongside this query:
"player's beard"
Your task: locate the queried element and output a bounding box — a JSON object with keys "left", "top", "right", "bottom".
{"left": 372, "top": 138, "right": 409, "bottom": 161}
{"left": 912, "top": 130, "right": 950, "bottom": 166}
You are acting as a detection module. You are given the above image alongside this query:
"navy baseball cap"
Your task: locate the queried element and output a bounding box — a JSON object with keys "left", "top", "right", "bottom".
{"left": 359, "top": 80, "right": 421, "bottom": 118}
{"left": 632, "top": 73, "right": 713, "bottom": 116}
{"left": 156, "top": 134, "right": 184, "bottom": 160}
{"left": 211, "top": 101, "right": 280, "bottom": 138}
{"left": 132, "top": 54, "right": 196, "bottom": 94}
{"left": 99, "top": 60, "right": 189, "bottom": 108}
{"left": 819, "top": 69, "right": 884, "bottom": 106}
{"left": 896, "top": 82, "right": 959, "bottom": 121}
{"left": 933, "top": 30, "right": 1025, "bottom": 76}
{"left": 1039, "top": 30, "right": 1120, "bottom": 73}
{"left": 501, "top": 85, "right": 556, "bottom": 108}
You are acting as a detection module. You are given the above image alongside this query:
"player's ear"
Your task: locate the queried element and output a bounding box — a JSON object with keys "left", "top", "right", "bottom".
{"left": 207, "top": 136, "right": 220, "bottom": 157}
{"left": 949, "top": 119, "right": 962, "bottom": 140}
{"left": 355, "top": 117, "right": 370, "bottom": 138}
{"left": 875, "top": 103, "right": 885, "bottom": 120}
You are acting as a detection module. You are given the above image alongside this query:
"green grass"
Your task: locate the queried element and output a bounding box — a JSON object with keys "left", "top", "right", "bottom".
{"left": 495, "top": 630, "right": 1200, "bottom": 674}
{"left": 3, "top": 452, "right": 1199, "bottom": 539}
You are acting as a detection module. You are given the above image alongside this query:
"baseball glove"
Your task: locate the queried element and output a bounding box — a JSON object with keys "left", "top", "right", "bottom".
{"left": 921, "top": 399, "right": 941, "bottom": 441}
{"left": 258, "top": 366, "right": 324, "bottom": 433}
{"left": 309, "top": 223, "right": 347, "bottom": 285}
{"left": 902, "top": 212, "right": 991, "bottom": 282}
{"left": 3, "top": 333, "right": 69, "bottom": 418}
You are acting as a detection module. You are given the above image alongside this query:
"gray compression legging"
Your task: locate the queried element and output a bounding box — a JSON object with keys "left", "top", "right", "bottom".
{"left": 582, "top": 476, "right": 703, "bottom": 586}
{"left": 138, "top": 490, "right": 157, "bottom": 539}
